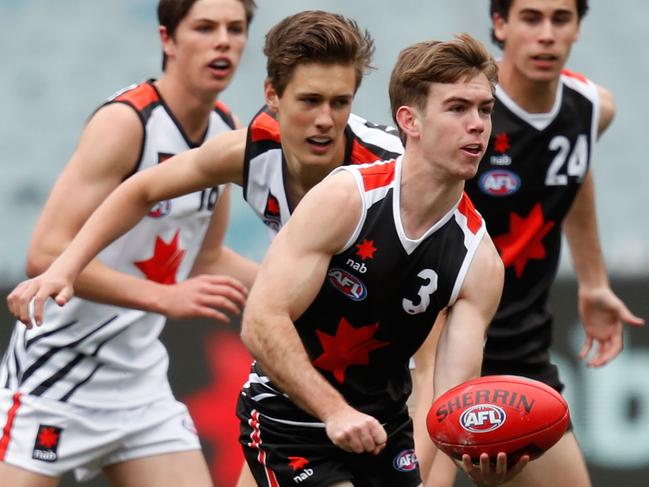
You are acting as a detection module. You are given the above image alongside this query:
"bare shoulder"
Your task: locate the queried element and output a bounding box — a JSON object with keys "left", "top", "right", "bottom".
{"left": 285, "top": 170, "right": 362, "bottom": 255}
{"left": 596, "top": 83, "right": 616, "bottom": 138}
{"left": 459, "top": 233, "right": 504, "bottom": 306}
{"left": 71, "top": 103, "right": 144, "bottom": 179}
{"left": 84, "top": 102, "right": 143, "bottom": 139}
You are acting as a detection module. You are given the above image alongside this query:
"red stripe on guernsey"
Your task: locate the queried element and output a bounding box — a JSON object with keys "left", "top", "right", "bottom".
{"left": 115, "top": 83, "right": 159, "bottom": 111}
{"left": 214, "top": 99, "right": 231, "bottom": 116}
{"left": 561, "top": 68, "right": 588, "bottom": 84}
{"left": 350, "top": 139, "right": 381, "bottom": 164}
{"left": 359, "top": 159, "right": 396, "bottom": 191}
{"left": 247, "top": 409, "right": 280, "bottom": 487}
{"left": 457, "top": 193, "right": 482, "bottom": 235}
{"left": 0, "top": 393, "right": 21, "bottom": 461}
{"left": 251, "top": 112, "right": 281, "bottom": 144}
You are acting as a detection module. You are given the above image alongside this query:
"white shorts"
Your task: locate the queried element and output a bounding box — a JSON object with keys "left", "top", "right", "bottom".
{"left": 0, "top": 389, "right": 201, "bottom": 482}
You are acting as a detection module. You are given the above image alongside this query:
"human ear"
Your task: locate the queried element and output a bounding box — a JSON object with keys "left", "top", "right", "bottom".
{"left": 395, "top": 106, "right": 421, "bottom": 140}
{"left": 264, "top": 79, "right": 279, "bottom": 113}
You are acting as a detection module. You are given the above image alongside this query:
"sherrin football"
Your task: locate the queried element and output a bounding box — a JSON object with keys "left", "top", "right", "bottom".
{"left": 426, "top": 375, "right": 570, "bottom": 463}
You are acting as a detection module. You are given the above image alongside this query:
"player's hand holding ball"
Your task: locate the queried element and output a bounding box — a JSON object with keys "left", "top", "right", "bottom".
{"left": 427, "top": 375, "right": 570, "bottom": 484}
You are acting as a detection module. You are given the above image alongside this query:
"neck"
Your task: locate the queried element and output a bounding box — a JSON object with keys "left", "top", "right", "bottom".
{"left": 283, "top": 135, "right": 348, "bottom": 209}
{"left": 155, "top": 74, "right": 219, "bottom": 142}
{"left": 399, "top": 152, "right": 465, "bottom": 240}
{"left": 497, "top": 61, "right": 560, "bottom": 113}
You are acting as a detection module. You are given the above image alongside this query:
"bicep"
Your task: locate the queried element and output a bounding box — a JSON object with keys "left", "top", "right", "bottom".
{"left": 28, "top": 104, "right": 143, "bottom": 264}
{"left": 247, "top": 172, "right": 362, "bottom": 321}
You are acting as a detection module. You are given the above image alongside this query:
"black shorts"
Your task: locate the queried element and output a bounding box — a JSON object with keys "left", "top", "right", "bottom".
{"left": 482, "top": 301, "right": 565, "bottom": 393}
{"left": 482, "top": 337, "right": 570, "bottom": 430}
{"left": 481, "top": 350, "right": 564, "bottom": 394}
{"left": 237, "top": 394, "right": 421, "bottom": 487}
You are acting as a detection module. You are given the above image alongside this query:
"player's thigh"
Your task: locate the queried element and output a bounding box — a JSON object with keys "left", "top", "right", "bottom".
{"left": 501, "top": 432, "right": 590, "bottom": 487}
{"left": 102, "top": 449, "right": 212, "bottom": 487}
{"left": 0, "top": 461, "right": 60, "bottom": 487}
{"left": 234, "top": 461, "right": 256, "bottom": 487}
{"left": 423, "top": 451, "right": 457, "bottom": 487}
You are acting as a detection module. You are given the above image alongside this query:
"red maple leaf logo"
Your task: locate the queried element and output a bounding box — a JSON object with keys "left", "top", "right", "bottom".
{"left": 134, "top": 230, "right": 186, "bottom": 284}
{"left": 312, "top": 318, "right": 390, "bottom": 383}
{"left": 37, "top": 427, "right": 59, "bottom": 449}
{"left": 288, "top": 456, "right": 310, "bottom": 471}
{"left": 493, "top": 133, "right": 510, "bottom": 154}
{"left": 493, "top": 203, "right": 555, "bottom": 277}
{"left": 356, "top": 239, "right": 377, "bottom": 260}
{"left": 183, "top": 331, "right": 253, "bottom": 487}
{"left": 266, "top": 193, "right": 280, "bottom": 216}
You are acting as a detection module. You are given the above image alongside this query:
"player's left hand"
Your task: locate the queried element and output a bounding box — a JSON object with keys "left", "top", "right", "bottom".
{"left": 460, "top": 452, "right": 529, "bottom": 486}
{"left": 578, "top": 286, "right": 645, "bottom": 367}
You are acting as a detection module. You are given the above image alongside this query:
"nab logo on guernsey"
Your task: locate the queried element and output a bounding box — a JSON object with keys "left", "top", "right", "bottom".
{"left": 393, "top": 449, "right": 418, "bottom": 472}
{"left": 327, "top": 268, "right": 367, "bottom": 301}
{"left": 479, "top": 169, "right": 521, "bottom": 196}
{"left": 32, "top": 425, "right": 63, "bottom": 463}
{"left": 346, "top": 258, "right": 367, "bottom": 274}
{"left": 460, "top": 404, "right": 506, "bottom": 433}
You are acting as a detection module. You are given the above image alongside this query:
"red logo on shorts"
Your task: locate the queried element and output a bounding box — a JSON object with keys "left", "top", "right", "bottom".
{"left": 288, "top": 456, "right": 310, "bottom": 471}
{"left": 32, "top": 425, "right": 62, "bottom": 463}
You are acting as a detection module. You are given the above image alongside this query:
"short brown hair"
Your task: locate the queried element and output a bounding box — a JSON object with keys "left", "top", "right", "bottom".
{"left": 490, "top": 0, "right": 589, "bottom": 48}
{"left": 158, "top": 0, "right": 256, "bottom": 70}
{"left": 389, "top": 34, "right": 498, "bottom": 139}
{"left": 263, "top": 10, "right": 375, "bottom": 97}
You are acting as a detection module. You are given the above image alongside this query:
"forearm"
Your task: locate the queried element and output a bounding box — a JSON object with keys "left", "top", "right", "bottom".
{"left": 411, "top": 316, "right": 443, "bottom": 477}
{"left": 242, "top": 314, "right": 348, "bottom": 420}
{"left": 433, "top": 306, "right": 485, "bottom": 400}
{"left": 51, "top": 182, "right": 153, "bottom": 281}
{"left": 190, "top": 246, "right": 258, "bottom": 289}
{"left": 70, "top": 259, "right": 169, "bottom": 314}
{"left": 564, "top": 172, "right": 609, "bottom": 289}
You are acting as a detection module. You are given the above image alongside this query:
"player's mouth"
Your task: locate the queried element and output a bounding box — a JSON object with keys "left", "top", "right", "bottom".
{"left": 531, "top": 54, "right": 559, "bottom": 68}
{"left": 461, "top": 143, "right": 484, "bottom": 157}
{"left": 306, "top": 136, "right": 334, "bottom": 154}
{"left": 208, "top": 58, "right": 233, "bottom": 78}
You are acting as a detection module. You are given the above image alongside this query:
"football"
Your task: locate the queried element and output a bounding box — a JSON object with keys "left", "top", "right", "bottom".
{"left": 426, "top": 375, "right": 570, "bottom": 463}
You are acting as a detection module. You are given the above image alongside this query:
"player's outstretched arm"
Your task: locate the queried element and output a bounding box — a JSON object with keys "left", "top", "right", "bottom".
{"left": 563, "top": 171, "right": 645, "bottom": 367}
{"left": 240, "top": 171, "right": 387, "bottom": 455}
{"left": 6, "top": 123, "right": 248, "bottom": 327}
{"left": 433, "top": 233, "right": 503, "bottom": 399}
{"left": 432, "top": 234, "right": 528, "bottom": 485}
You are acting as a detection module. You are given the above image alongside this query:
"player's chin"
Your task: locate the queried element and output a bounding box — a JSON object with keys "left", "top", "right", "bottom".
{"left": 456, "top": 165, "right": 480, "bottom": 181}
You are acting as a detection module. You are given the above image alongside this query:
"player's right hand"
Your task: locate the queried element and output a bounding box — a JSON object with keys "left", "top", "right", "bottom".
{"left": 459, "top": 452, "right": 529, "bottom": 486}
{"left": 159, "top": 274, "right": 248, "bottom": 322}
{"left": 324, "top": 406, "right": 387, "bottom": 455}
{"left": 7, "top": 274, "right": 74, "bottom": 328}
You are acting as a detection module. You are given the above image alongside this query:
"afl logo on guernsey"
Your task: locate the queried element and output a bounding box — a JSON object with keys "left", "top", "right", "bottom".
{"left": 479, "top": 169, "right": 521, "bottom": 196}
{"left": 327, "top": 268, "right": 367, "bottom": 301}
{"left": 148, "top": 200, "right": 171, "bottom": 218}
{"left": 393, "top": 449, "right": 418, "bottom": 472}
{"left": 460, "top": 404, "right": 506, "bottom": 433}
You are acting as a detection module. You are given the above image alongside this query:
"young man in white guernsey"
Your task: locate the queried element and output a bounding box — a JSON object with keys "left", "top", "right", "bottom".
{"left": 6, "top": 10, "right": 404, "bottom": 487}
{"left": 237, "top": 35, "right": 530, "bottom": 487}
{"left": 416, "top": 2, "right": 645, "bottom": 487}
{"left": 0, "top": 1, "right": 258, "bottom": 486}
